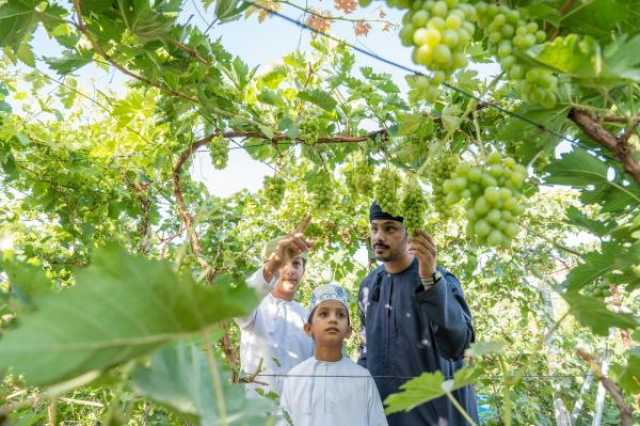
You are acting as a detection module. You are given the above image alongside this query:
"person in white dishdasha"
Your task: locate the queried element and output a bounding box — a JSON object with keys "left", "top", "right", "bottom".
{"left": 279, "top": 283, "right": 388, "bottom": 426}
{"left": 235, "top": 218, "right": 314, "bottom": 398}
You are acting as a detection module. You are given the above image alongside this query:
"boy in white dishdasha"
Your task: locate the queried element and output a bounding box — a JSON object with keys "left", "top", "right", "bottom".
{"left": 279, "top": 284, "right": 388, "bottom": 426}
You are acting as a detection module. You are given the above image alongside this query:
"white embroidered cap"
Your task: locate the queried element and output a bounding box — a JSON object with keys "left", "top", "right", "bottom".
{"left": 308, "top": 282, "right": 350, "bottom": 321}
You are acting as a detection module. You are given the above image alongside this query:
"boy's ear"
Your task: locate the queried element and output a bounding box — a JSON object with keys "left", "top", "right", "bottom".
{"left": 345, "top": 325, "right": 352, "bottom": 339}
{"left": 304, "top": 323, "right": 312, "bottom": 337}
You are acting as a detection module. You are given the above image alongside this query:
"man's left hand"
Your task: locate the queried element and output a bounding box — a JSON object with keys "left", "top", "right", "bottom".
{"left": 408, "top": 230, "right": 437, "bottom": 279}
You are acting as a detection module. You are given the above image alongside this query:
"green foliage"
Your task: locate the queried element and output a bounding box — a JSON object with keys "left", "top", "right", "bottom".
{"left": 0, "top": 0, "right": 639, "bottom": 423}
{"left": 562, "top": 292, "right": 638, "bottom": 336}
{"left": 384, "top": 367, "right": 481, "bottom": 414}
{"left": 0, "top": 245, "right": 256, "bottom": 387}
{"left": 545, "top": 148, "right": 640, "bottom": 213}
{"left": 131, "top": 340, "right": 275, "bottom": 425}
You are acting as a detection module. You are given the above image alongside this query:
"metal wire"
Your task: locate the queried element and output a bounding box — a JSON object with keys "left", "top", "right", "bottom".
{"left": 250, "top": 373, "right": 584, "bottom": 381}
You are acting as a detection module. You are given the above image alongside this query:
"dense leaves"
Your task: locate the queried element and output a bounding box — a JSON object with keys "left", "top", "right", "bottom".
{"left": 0, "top": 245, "right": 256, "bottom": 387}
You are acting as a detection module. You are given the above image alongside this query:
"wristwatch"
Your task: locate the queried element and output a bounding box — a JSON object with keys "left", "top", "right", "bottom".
{"left": 420, "top": 270, "right": 443, "bottom": 290}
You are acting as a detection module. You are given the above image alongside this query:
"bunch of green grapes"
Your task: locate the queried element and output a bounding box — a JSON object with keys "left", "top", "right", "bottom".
{"left": 443, "top": 152, "right": 527, "bottom": 247}
{"left": 344, "top": 156, "right": 374, "bottom": 194}
{"left": 209, "top": 138, "right": 229, "bottom": 169}
{"left": 307, "top": 173, "right": 334, "bottom": 210}
{"left": 374, "top": 167, "right": 402, "bottom": 216}
{"left": 410, "top": 73, "right": 445, "bottom": 102}
{"left": 427, "top": 155, "right": 458, "bottom": 217}
{"left": 263, "top": 175, "right": 286, "bottom": 206}
{"left": 400, "top": 0, "right": 476, "bottom": 74}
{"left": 400, "top": 177, "right": 426, "bottom": 235}
{"left": 473, "top": 2, "right": 557, "bottom": 108}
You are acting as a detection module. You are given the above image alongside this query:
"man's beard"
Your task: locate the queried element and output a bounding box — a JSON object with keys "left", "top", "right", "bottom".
{"left": 373, "top": 245, "right": 397, "bottom": 262}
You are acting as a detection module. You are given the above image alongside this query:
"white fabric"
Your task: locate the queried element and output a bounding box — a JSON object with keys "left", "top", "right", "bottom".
{"left": 279, "top": 356, "right": 388, "bottom": 426}
{"left": 235, "top": 267, "right": 313, "bottom": 397}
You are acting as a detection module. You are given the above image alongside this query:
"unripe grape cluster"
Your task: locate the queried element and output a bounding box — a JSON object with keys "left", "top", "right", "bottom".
{"left": 209, "top": 137, "right": 229, "bottom": 170}
{"left": 426, "top": 155, "right": 458, "bottom": 217}
{"left": 474, "top": 2, "right": 557, "bottom": 108}
{"left": 374, "top": 167, "right": 402, "bottom": 216}
{"left": 343, "top": 156, "right": 374, "bottom": 194}
{"left": 401, "top": 177, "right": 427, "bottom": 235}
{"left": 358, "top": 0, "right": 558, "bottom": 107}
{"left": 263, "top": 175, "right": 286, "bottom": 206}
{"left": 443, "top": 152, "right": 527, "bottom": 247}
{"left": 400, "top": 0, "right": 476, "bottom": 74}
{"left": 307, "top": 172, "right": 334, "bottom": 210}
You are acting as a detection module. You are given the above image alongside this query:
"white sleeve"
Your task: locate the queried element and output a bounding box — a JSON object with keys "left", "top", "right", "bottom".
{"left": 234, "top": 267, "right": 277, "bottom": 329}
{"left": 278, "top": 378, "right": 294, "bottom": 426}
{"left": 368, "top": 376, "right": 389, "bottom": 426}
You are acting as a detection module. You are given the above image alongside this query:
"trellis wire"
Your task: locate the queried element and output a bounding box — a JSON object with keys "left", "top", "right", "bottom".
{"left": 249, "top": 373, "right": 586, "bottom": 381}
{"left": 243, "top": 0, "right": 621, "bottom": 163}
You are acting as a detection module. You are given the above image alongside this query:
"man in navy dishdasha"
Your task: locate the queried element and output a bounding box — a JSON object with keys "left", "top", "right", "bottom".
{"left": 358, "top": 201, "right": 478, "bottom": 425}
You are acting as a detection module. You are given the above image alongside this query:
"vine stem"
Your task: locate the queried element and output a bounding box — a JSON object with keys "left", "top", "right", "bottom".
{"left": 204, "top": 331, "right": 229, "bottom": 426}
{"left": 445, "top": 391, "right": 478, "bottom": 426}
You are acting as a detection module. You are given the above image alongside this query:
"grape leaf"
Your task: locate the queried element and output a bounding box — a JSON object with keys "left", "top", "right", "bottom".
{"left": 560, "top": 0, "right": 640, "bottom": 42}
{"left": 565, "top": 242, "right": 640, "bottom": 292}
{"left": 384, "top": 367, "right": 478, "bottom": 415}
{"left": 0, "top": 245, "right": 256, "bottom": 387}
{"left": 0, "top": 260, "right": 52, "bottom": 312}
{"left": 532, "top": 34, "right": 602, "bottom": 79}
{"left": 495, "top": 105, "right": 567, "bottom": 164}
{"left": 0, "top": 0, "right": 39, "bottom": 54}
{"left": 544, "top": 148, "right": 640, "bottom": 213}
{"left": 45, "top": 49, "right": 94, "bottom": 75}
{"left": 601, "top": 35, "right": 640, "bottom": 83}
{"left": 563, "top": 292, "right": 638, "bottom": 336}
{"left": 564, "top": 206, "right": 610, "bottom": 236}
{"left": 298, "top": 89, "right": 337, "bottom": 112}
{"left": 131, "top": 340, "right": 274, "bottom": 425}
{"left": 613, "top": 351, "right": 640, "bottom": 394}
{"left": 465, "top": 341, "right": 504, "bottom": 358}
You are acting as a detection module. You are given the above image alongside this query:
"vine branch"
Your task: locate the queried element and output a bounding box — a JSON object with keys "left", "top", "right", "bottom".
{"left": 568, "top": 108, "right": 640, "bottom": 185}
{"left": 72, "top": 0, "right": 199, "bottom": 104}
{"left": 576, "top": 349, "right": 633, "bottom": 426}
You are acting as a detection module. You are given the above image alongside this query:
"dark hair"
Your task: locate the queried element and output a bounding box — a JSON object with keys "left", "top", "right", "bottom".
{"left": 307, "top": 303, "right": 351, "bottom": 325}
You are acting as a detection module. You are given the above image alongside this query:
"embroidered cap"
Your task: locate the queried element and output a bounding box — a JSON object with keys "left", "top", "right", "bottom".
{"left": 308, "top": 283, "right": 350, "bottom": 321}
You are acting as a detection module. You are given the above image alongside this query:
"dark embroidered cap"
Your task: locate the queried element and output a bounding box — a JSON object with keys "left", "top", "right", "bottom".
{"left": 369, "top": 201, "right": 403, "bottom": 222}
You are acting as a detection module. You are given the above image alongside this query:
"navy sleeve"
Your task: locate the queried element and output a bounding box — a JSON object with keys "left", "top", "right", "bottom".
{"left": 415, "top": 270, "right": 475, "bottom": 360}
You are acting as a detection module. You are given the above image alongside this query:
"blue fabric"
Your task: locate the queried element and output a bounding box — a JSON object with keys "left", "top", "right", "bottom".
{"left": 358, "top": 259, "right": 478, "bottom": 425}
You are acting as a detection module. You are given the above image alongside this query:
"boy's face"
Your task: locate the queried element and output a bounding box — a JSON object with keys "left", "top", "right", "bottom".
{"left": 304, "top": 300, "right": 352, "bottom": 345}
{"left": 274, "top": 255, "right": 305, "bottom": 297}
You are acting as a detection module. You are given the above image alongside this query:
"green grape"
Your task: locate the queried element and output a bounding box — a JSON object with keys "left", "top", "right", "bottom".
{"left": 415, "top": 45, "right": 433, "bottom": 65}
{"left": 307, "top": 172, "right": 334, "bottom": 210}
{"left": 428, "top": 154, "right": 458, "bottom": 217}
{"left": 424, "top": 28, "right": 443, "bottom": 46}
{"left": 413, "top": 10, "right": 430, "bottom": 26}
{"left": 446, "top": 14, "right": 462, "bottom": 29}
{"left": 263, "top": 175, "right": 286, "bottom": 206}
{"left": 432, "top": 44, "right": 452, "bottom": 65}
{"left": 344, "top": 156, "right": 374, "bottom": 194}
{"left": 413, "top": 28, "right": 430, "bottom": 46}
{"left": 209, "top": 138, "right": 229, "bottom": 169}
{"left": 375, "top": 167, "right": 402, "bottom": 216}
{"left": 401, "top": 177, "right": 426, "bottom": 235}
